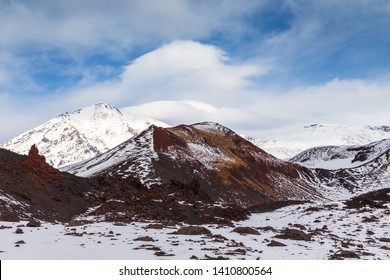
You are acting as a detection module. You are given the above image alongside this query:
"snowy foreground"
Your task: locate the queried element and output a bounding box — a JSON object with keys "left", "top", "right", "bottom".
{"left": 1, "top": 201, "right": 390, "bottom": 260}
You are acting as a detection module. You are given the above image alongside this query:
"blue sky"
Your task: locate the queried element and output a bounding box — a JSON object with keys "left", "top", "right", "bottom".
{"left": 1, "top": 0, "right": 390, "bottom": 142}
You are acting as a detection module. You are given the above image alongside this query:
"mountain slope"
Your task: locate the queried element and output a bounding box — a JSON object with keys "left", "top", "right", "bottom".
{"left": 0, "top": 103, "right": 169, "bottom": 168}
{"left": 252, "top": 124, "right": 390, "bottom": 159}
{"left": 286, "top": 139, "right": 390, "bottom": 200}
{"left": 291, "top": 139, "right": 390, "bottom": 170}
{"left": 64, "top": 122, "right": 323, "bottom": 207}
{"left": 313, "top": 149, "right": 390, "bottom": 200}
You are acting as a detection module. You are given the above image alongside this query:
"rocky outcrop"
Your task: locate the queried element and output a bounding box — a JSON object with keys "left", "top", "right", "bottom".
{"left": 0, "top": 147, "right": 93, "bottom": 222}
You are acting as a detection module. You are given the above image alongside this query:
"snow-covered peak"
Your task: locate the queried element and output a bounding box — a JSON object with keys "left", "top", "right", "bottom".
{"left": 192, "top": 121, "right": 228, "bottom": 132}
{"left": 0, "top": 103, "right": 169, "bottom": 168}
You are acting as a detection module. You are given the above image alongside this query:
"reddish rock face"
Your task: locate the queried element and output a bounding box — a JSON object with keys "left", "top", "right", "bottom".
{"left": 0, "top": 147, "right": 93, "bottom": 222}
{"left": 150, "top": 122, "right": 323, "bottom": 207}
{"left": 25, "top": 145, "right": 62, "bottom": 179}
{"left": 27, "top": 144, "right": 43, "bottom": 161}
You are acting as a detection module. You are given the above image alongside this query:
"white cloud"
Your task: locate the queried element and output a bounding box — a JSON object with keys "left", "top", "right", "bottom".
{"left": 122, "top": 100, "right": 278, "bottom": 135}
{"left": 65, "top": 40, "right": 265, "bottom": 107}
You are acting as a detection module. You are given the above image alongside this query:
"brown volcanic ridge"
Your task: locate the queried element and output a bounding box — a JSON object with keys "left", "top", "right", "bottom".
{"left": 66, "top": 122, "right": 324, "bottom": 209}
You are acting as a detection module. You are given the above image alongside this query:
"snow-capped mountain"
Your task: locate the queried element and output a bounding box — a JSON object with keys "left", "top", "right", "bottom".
{"left": 0, "top": 103, "right": 169, "bottom": 168}
{"left": 291, "top": 139, "right": 390, "bottom": 170}
{"left": 64, "top": 122, "right": 323, "bottom": 207}
{"left": 252, "top": 124, "right": 390, "bottom": 159}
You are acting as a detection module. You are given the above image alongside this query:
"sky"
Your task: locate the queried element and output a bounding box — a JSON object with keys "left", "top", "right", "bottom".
{"left": 1, "top": 0, "right": 390, "bottom": 142}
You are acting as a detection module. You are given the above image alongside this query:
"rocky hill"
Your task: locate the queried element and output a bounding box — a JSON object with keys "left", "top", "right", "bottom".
{"left": 64, "top": 122, "right": 323, "bottom": 208}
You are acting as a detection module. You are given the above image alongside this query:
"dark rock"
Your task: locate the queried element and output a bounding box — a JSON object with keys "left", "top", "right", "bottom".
{"left": 134, "top": 236, "right": 155, "bottom": 242}
{"left": 226, "top": 248, "right": 247, "bottom": 255}
{"left": 26, "top": 220, "right": 41, "bottom": 227}
{"left": 173, "top": 226, "right": 211, "bottom": 235}
{"left": 154, "top": 251, "right": 174, "bottom": 257}
{"left": 329, "top": 250, "right": 360, "bottom": 260}
{"left": 256, "top": 226, "right": 276, "bottom": 232}
{"left": 379, "top": 237, "right": 390, "bottom": 243}
{"left": 0, "top": 225, "right": 12, "bottom": 229}
{"left": 0, "top": 212, "right": 20, "bottom": 222}
{"left": 190, "top": 255, "right": 198, "bottom": 260}
{"left": 293, "top": 224, "right": 306, "bottom": 230}
{"left": 232, "top": 227, "right": 260, "bottom": 235}
{"left": 275, "top": 228, "right": 312, "bottom": 241}
{"left": 304, "top": 206, "right": 322, "bottom": 212}
{"left": 211, "top": 234, "right": 228, "bottom": 241}
{"left": 267, "top": 240, "right": 287, "bottom": 247}
{"left": 113, "top": 222, "right": 126, "bottom": 226}
{"left": 362, "top": 216, "right": 379, "bottom": 223}
{"left": 145, "top": 223, "right": 164, "bottom": 230}
{"left": 15, "top": 228, "right": 24, "bottom": 234}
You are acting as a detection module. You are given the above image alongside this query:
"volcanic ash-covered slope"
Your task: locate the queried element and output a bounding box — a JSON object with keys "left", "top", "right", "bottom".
{"left": 65, "top": 122, "right": 323, "bottom": 207}
{"left": 0, "top": 103, "right": 168, "bottom": 168}
{"left": 0, "top": 146, "right": 93, "bottom": 222}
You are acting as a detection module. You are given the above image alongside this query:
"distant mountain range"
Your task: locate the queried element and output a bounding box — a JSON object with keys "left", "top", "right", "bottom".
{"left": 252, "top": 124, "right": 390, "bottom": 159}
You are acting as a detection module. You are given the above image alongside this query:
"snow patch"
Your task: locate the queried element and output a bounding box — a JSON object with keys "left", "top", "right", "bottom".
{"left": 187, "top": 143, "right": 231, "bottom": 170}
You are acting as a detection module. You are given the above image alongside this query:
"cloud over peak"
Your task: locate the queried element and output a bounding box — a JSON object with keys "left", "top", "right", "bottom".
{"left": 67, "top": 40, "right": 264, "bottom": 107}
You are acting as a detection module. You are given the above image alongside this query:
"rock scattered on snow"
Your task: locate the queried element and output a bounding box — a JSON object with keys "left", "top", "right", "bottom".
{"left": 172, "top": 226, "right": 211, "bottom": 235}
{"left": 232, "top": 227, "right": 260, "bottom": 235}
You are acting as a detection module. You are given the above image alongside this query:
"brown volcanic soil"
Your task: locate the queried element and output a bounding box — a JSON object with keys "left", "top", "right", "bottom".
{"left": 0, "top": 146, "right": 93, "bottom": 222}
{"left": 150, "top": 123, "right": 322, "bottom": 207}
{"left": 84, "top": 176, "right": 250, "bottom": 225}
